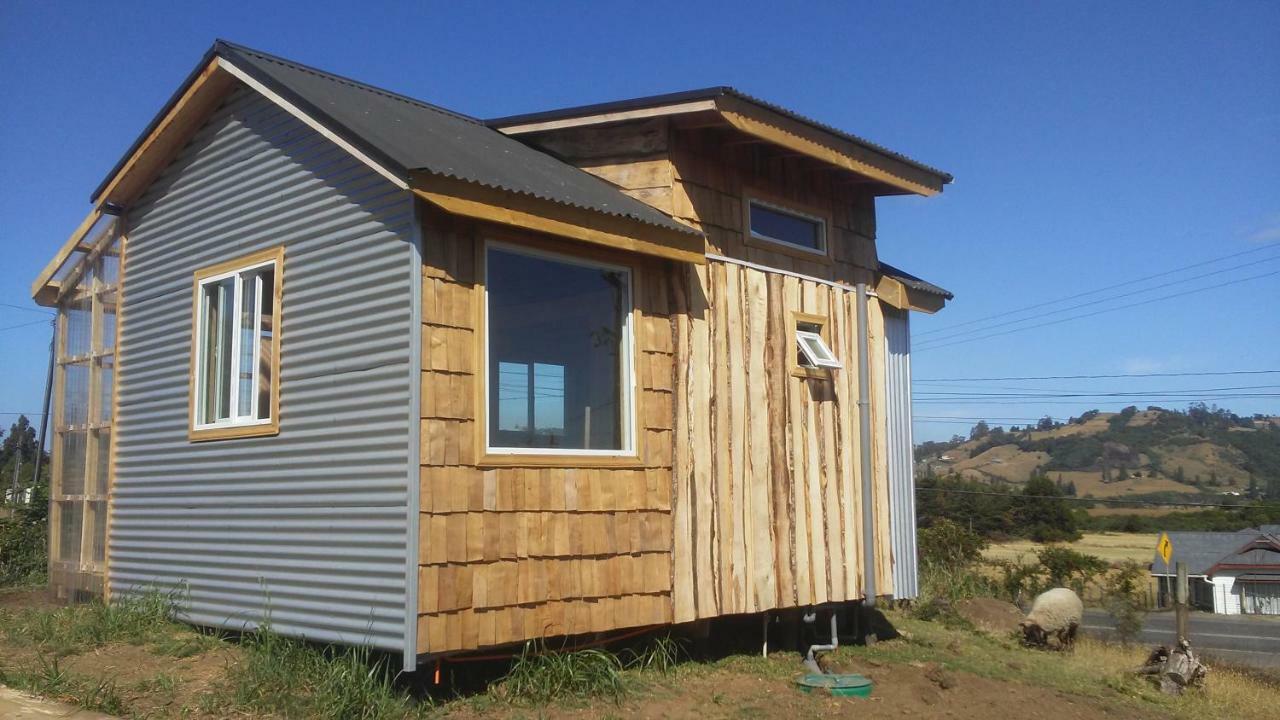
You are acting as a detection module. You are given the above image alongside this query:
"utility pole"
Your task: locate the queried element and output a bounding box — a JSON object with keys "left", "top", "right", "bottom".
{"left": 1175, "top": 562, "right": 1189, "bottom": 644}
{"left": 9, "top": 454, "right": 20, "bottom": 505}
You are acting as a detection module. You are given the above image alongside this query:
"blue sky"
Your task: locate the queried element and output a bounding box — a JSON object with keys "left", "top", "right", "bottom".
{"left": 1, "top": 1, "right": 1276, "bottom": 442}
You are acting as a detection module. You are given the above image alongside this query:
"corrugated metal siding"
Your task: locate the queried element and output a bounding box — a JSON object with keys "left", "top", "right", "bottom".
{"left": 113, "top": 85, "right": 415, "bottom": 651}
{"left": 883, "top": 308, "right": 918, "bottom": 599}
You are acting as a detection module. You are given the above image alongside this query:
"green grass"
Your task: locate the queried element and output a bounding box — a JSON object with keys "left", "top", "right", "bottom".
{"left": 496, "top": 641, "right": 626, "bottom": 706}
{"left": 224, "top": 623, "right": 429, "bottom": 720}
{"left": 0, "top": 589, "right": 184, "bottom": 657}
{"left": 836, "top": 610, "right": 1278, "bottom": 720}
{"left": 0, "top": 654, "right": 128, "bottom": 716}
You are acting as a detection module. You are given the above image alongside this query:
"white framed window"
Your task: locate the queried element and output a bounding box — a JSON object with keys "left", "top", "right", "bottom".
{"left": 796, "top": 330, "right": 841, "bottom": 368}
{"left": 483, "top": 241, "right": 635, "bottom": 456}
{"left": 190, "top": 247, "right": 282, "bottom": 440}
{"left": 748, "top": 199, "right": 827, "bottom": 255}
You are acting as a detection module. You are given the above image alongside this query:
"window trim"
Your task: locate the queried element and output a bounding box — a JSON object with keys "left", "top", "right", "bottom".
{"left": 744, "top": 196, "right": 829, "bottom": 260}
{"left": 477, "top": 238, "right": 641, "bottom": 466}
{"left": 188, "top": 246, "right": 283, "bottom": 442}
{"left": 789, "top": 311, "right": 839, "bottom": 379}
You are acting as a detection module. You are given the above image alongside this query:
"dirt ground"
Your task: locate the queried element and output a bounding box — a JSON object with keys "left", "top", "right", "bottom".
{"left": 4, "top": 586, "right": 1273, "bottom": 719}
{"left": 955, "top": 597, "right": 1025, "bottom": 635}
{"left": 441, "top": 659, "right": 1149, "bottom": 720}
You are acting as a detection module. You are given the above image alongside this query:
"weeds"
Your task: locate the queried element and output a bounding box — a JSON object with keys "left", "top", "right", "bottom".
{"left": 228, "top": 622, "right": 424, "bottom": 720}
{"left": 0, "top": 588, "right": 181, "bottom": 656}
{"left": 0, "top": 654, "right": 128, "bottom": 716}
{"left": 620, "top": 633, "right": 685, "bottom": 675}
{"left": 498, "top": 640, "right": 626, "bottom": 705}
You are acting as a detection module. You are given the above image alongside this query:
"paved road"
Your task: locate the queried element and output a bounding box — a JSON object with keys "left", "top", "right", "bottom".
{"left": 1082, "top": 609, "right": 1280, "bottom": 669}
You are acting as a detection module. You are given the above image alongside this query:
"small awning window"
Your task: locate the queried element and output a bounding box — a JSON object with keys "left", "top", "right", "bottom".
{"left": 796, "top": 330, "right": 841, "bottom": 369}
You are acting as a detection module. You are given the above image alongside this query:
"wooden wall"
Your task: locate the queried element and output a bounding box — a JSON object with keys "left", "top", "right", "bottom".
{"left": 670, "top": 261, "right": 894, "bottom": 622}
{"left": 413, "top": 117, "right": 900, "bottom": 649}
{"left": 417, "top": 208, "right": 676, "bottom": 654}
{"left": 522, "top": 118, "right": 880, "bottom": 284}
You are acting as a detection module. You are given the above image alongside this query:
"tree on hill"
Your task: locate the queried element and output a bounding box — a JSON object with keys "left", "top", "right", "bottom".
{"left": 969, "top": 420, "right": 990, "bottom": 441}
{"left": 1173, "top": 466, "right": 1186, "bottom": 483}
{"left": 1037, "top": 416, "right": 1055, "bottom": 431}
{"left": 1016, "top": 473, "right": 1079, "bottom": 542}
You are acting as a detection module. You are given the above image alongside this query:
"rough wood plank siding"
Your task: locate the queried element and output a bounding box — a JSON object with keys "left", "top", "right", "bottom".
{"left": 470, "top": 118, "right": 898, "bottom": 633}
{"left": 416, "top": 208, "right": 675, "bottom": 654}
{"left": 670, "top": 124, "right": 878, "bottom": 285}
{"left": 671, "top": 261, "right": 894, "bottom": 622}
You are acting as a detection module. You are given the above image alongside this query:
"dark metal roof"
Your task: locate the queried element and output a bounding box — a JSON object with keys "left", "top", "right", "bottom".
{"left": 93, "top": 41, "right": 698, "bottom": 238}
{"left": 1151, "top": 529, "right": 1266, "bottom": 576}
{"left": 878, "top": 261, "right": 953, "bottom": 300}
{"left": 1209, "top": 534, "right": 1280, "bottom": 570}
{"left": 488, "top": 86, "right": 953, "bottom": 185}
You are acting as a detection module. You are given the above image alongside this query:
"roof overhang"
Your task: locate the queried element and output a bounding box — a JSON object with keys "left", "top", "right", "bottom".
{"left": 875, "top": 274, "right": 946, "bottom": 314}
{"left": 32, "top": 55, "right": 242, "bottom": 303}
{"left": 875, "top": 261, "right": 952, "bottom": 314}
{"left": 411, "top": 173, "right": 705, "bottom": 265}
{"left": 35, "top": 46, "right": 708, "bottom": 303}
{"left": 493, "top": 89, "right": 952, "bottom": 197}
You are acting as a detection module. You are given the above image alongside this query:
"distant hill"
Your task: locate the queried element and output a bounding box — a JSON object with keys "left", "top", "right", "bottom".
{"left": 915, "top": 405, "right": 1280, "bottom": 503}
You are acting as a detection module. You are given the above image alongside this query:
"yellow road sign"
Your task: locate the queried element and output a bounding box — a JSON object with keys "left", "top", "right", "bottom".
{"left": 1157, "top": 532, "right": 1173, "bottom": 566}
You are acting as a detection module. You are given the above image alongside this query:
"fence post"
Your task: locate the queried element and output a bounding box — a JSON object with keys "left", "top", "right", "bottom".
{"left": 1175, "top": 562, "right": 1189, "bottom": 643}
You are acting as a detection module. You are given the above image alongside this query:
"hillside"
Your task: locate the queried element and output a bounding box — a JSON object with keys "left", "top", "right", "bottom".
{"left": 916, "top": 405, "right": 1280, "bottom": 503}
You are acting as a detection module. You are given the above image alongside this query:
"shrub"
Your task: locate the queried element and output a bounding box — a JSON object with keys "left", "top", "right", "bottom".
{"left": 1036, "top": 546, "right": 1107, "bottom": 594}
{"left": 0, "top": 503, "right": 47, "bottom": 587}
{"left": 1104, "top": 561, "right": 1148, "bottom": 644}
{"left": 918, "top": 519, "right": 988, "bottom": 570}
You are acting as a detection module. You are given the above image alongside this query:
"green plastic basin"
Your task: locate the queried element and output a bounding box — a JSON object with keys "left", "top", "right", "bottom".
{"left": 795, "top": 673, "right": 873, "bottom": 697}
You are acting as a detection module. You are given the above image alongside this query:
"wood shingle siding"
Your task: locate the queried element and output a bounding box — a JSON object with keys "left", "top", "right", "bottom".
{"left": 416, "top": 209, "right": 676, "bottom": 654}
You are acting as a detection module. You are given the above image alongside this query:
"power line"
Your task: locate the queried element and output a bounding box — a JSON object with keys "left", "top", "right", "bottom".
{"left": 915, "top": 485, "right": 1259, "bottom": 509}
{"left": 914, "top": 369, "right": 1280, "bottom": 383}
{"left": 913, "top": 396, "right": 1280, "bottom": 406}
{"left": 914, "top": 384, "right": 1280, "bottom": 399}
{"left": 915, "top": 268, "right": 1280, "bottom": 352}
{"left": 0, "top": 302, "right": 54, "bottom": 316}
{"left": 915, "top": 241, "right": 1280, "bottom": 338}
{"left": 916, "top": 255, "right": 1280, "bottom": 345}
{"left": 0, "top": 319, "right": 54, "bottom": 333}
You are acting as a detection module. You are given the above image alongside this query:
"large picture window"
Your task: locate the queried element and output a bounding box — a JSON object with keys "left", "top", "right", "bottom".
{"left": 485, "top": 243, "right": 633, "bottom": 454}
{"left": 190, "top": 247, "right": 282, "bottom": 440}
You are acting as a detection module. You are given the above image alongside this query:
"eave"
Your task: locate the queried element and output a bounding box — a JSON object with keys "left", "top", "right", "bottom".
{"left": 411, "top": 173, "right": 706, "bottom": 265}
{"left": 494, "top": 89, "right": 952, "bottom": 197}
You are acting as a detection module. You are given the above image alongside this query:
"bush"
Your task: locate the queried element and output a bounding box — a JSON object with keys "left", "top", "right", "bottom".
{"left": 1104, "top": 561, "right": 1147, "bottom": 645}
{"left": 0, "top": 504, "right": 47, "bottom": 587}
{"left": 992, "top": 559, "right": 1044, "bottom": 606}
{"left": 918, "top": 519, "right": 988, "bottom": 570}
{"left": 1036, "top": 546, "right": 1107, "bottom": 594}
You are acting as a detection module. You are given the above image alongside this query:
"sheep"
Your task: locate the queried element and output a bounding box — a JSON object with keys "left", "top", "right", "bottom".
{"left": 1020, "top": 587, "right": 1083, "bottom": 650}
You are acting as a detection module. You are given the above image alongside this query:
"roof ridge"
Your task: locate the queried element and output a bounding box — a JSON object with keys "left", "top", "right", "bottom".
{"left": 215, "top": 39, "right": 482, "bottom": 126}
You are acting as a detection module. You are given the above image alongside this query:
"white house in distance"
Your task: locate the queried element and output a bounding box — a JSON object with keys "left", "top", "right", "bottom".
{"left": 1152, "top": 526, "right": 1280, "bottom": 615}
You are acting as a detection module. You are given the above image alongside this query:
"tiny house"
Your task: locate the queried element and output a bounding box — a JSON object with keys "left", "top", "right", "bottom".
{"left": 31, "top": 41, "right": 952, "bottom": 669}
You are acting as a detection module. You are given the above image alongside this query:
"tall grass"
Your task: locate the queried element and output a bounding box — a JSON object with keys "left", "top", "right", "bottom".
{"left": 497, "top": 640, "right": 626, "bottom": 705}
{"left": 227, "top": 623, "right": 427, "bottom": 720}
{"left": 0, "top": 589, "right": 183, "bottom": 655}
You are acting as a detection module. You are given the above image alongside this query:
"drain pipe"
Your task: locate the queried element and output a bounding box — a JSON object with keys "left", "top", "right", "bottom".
{"left": 802, "top": 612, "right": 839, "bottom": 675}
{"left": 855, "top": 283, "right": 877, "bottom": 608}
